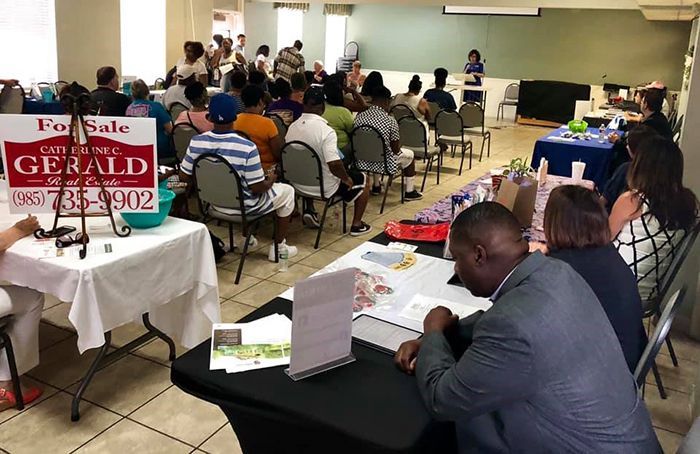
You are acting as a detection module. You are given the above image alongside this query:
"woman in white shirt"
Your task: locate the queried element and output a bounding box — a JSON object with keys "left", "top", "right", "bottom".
{"left": 391, "top": 75, "right": 431, "bottom": 124}
{"left": 212, "top": 38, "right": 237, "bottom": 93}
{"left": 609, "top": 136, "right": 698, "bottom": 303}
{"left": 176, "top": 41, "right": 208, "bottom": 86}
{"left": 255, "top": 45, "right": 273, "bottom": 80}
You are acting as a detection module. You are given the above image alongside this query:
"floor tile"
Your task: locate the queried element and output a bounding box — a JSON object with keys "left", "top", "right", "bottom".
{"left": 645, "top": 387, "right": 693, "bottom": 434}
{"left": 109, "top": 322, "right": 148, "bottom": 348}
{"left": 216, "top": 269, "right": 262, "bottom": 299}
{"left": 28, "top": 337, "right": 112, "bottom": 389}
{"left": 129, "top": 386, "right": 227, "bottom": 447}
{"left": 0, "top": 376, "right": 60, "bottom": 425}
{"left": 41, "top": 302, "right": 74, "bottom": 332}
{"left": 233, "top": 281, "right": 290, "bottom": 308}
{"left": 39, "top": 322, "right": 75, "bottom": 351}
{"left": 73, "top": 418, "right": 192, "bottom": 453}
{"left": 325, "top": 235, "right": 368, "bottom": 254}
{"left": 132, "top": 339, "right": 189, "bottom": 367}
{"left": 219, "top": 300, "right": 257, "bottom": 323}
{"left": 222, "top": 254, "right": 281, "bottom": 280}
{"left": 43, "top": 293, "right": 65, "bottom": 311}
{"left": 659, "top": 332, "right": 700, "bottom": 364}
{"left": 267, "top": 263, "right": 318, "bottom": 286}
{"left": 298, "top": 250, "right": 340, "bottom": 269}
{"left": 65, "top": 355, "right": 171, "bottom": 416}
{"left": 655, "top": 427, "right": 684, "bottom": 453}
{"left": 645, "top": 351, "right": 695, "bottom": 395}
{"left": 0, "top": 392, "right": 120, "bottom": 454}
{"left": 199, "top": 424, "right": 243, "bottom": 454}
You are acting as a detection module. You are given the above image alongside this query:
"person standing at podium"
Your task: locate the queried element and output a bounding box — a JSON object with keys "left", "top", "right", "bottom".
{"left": 463, "top": 49, "right": 484, "bottom": 104}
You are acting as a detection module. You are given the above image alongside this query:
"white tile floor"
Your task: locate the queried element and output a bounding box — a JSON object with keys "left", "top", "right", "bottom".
{"left": 0, "top": 121, "right": 696, "bottom": 453}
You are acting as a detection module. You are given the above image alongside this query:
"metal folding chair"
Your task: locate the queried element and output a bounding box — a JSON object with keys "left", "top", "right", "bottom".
{"left": 398, "top": 116, "right": 440, "bottom": 191}
{"left": 193, "top": 154, "right": 278, "bottom": 284}
{"left": 0, "top": 83, "right": 25, "bottom": 114}
{"left": 281, "top": 141, "right": 347, "bottom": 249}
{"left": 389, "top": 104, "right": 415, "bottom": 122}
{"left": 459, "top": 102, "right": 491, "bottom": 161}
{"left": 172, "top": 123, "right": 200, "bottom": 162}
{"left": 435, "top": 110, "right": 472, "bottom": 175}
{"left": 266, "top": 113, "right": 288, "bottom": 140}
{"left": 0, "top": 315, "right": 23, "bottom": 410}
{"left": 168, "top": 102, "right": 189, "bottom": 123}
{"left": 350, "top": 125, "right": 404, "bottom": 214}
{"left": 497, "top": 83, "right": 519, "bottom": 121}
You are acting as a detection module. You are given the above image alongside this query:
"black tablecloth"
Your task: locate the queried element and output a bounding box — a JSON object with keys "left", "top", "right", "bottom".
{"left": 517, "top": 80, "right": 591, "bottom": 124}
{"left": 171, "top": 232, "right": 457, "bottom": 454}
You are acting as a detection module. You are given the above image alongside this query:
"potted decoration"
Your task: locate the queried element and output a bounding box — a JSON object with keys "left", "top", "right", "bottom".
{"left": 496, "top": 157, "right": 539, "bottom": 227}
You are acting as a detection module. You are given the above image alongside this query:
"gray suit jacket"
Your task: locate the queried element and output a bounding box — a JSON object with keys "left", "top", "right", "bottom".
{"left": 416, "top": 252, "right": 659, "bottom": 453}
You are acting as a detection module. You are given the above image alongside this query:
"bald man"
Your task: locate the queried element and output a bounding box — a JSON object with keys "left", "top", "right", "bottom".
{"left": 395, "top": 202, "right": 659, "bottom": 453}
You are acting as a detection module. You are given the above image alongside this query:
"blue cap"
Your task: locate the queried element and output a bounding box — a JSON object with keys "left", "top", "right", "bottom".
{"left": 208, "top": 93, "right": 238, "bottom": 124}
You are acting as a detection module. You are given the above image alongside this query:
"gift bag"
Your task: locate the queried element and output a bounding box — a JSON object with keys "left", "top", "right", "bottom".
{"left": 496, "top": 177, "right": 538, "bottom": 227}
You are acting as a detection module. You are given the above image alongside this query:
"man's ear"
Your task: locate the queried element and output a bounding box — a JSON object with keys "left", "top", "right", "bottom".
{"left": 474, "top": 244, "right": 487, "bottom": 266}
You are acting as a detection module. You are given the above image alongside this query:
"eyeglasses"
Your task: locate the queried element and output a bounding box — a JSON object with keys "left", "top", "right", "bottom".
{"left": 55, "top": 232, "right": 90, "bottom": 248}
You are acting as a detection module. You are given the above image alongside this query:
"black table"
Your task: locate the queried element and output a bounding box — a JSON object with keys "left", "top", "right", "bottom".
{"left": 517, "top": 80, "right": 591, "bottom": 125}
{"left": 171, "top": 233, "right": 457, "bottom": 454}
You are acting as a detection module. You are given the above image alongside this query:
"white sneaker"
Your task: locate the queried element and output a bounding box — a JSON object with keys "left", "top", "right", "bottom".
{"left": 233, "top": 235, "right": 258, "bottom": 251}
{"left": 268, "top": 243, "right": 298, "bottom": 262}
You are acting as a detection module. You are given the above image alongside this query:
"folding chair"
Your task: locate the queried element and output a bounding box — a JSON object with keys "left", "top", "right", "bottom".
{"left": 459, "top": 102, "right": 491, "bottom": 161}
{"left": 634, "top": 286, "right": 687, "bottom": 399}
{"left": 267, "top": 113, "right": 288, "bottom": 140}
{"left": 281, "top": 141, "right": 347, "bottom": 249}
{"left": 497, "top": 83, "right": 519, "bottom": 121}
{"left": 53, "top": 81, "right": 69, "bottom": 96}
{"left": 0, "top": 83, "right": 25, "bottom": 114}
{"left": 434, "top": 110, "right": 472, "bottom": 175}
{"left": 168, "top": 102, "right": 189, "bottom": 123}
{"left": 0, "top": 315, "right": 24, "bottom": 410}
{"left": 672, "top": 115, "right": 683, "bottom": 144}
{"left": 350, "top": 125, "right": 404, "bottom": 214}
{"left": 398, "top": 116, "right": 440, "bottom": 191}
{"left": 193, "top": 154, "right": 278, "bottom": 284}
{"left": 172, "top": 123, "right": 200, "bottom": 162}
{"left": 389, "top": 104, "right": 415, "bottom": 122}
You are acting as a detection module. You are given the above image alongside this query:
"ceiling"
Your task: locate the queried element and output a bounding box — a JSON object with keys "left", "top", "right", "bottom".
{"left": 252, "top": 0, "right": 700, "bottom": 20}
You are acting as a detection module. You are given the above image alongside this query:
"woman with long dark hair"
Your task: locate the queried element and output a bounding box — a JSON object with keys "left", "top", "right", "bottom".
{"left": 610, "top": 136, "right": 699, "bottom": 302}
{"left": 360, "top": 71, "right": 384, "bottom": 101}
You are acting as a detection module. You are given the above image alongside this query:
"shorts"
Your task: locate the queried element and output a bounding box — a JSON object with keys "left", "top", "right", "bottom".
{"left": 397, "top": 148, "right": 414, "bottom": 169}
{"left": 333, "top": 170, "right": 366, "bottom": 204}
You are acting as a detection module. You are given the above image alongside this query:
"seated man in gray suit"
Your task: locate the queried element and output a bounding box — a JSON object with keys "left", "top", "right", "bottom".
{"left": 395, "top": 202, "right": 659, "bottom": 453}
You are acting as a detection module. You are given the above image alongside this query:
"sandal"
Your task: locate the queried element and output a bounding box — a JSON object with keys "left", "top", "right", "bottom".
{"left": 0, "top": 386, "right": 43, "bottom": 411}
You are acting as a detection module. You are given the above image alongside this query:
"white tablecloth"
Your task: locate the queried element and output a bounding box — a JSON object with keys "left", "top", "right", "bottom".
{"left": 0, "top": 205, "right": 220, "bottom": 353}
{"left": 279, "top": 242, "right": 492, "bottom": 333}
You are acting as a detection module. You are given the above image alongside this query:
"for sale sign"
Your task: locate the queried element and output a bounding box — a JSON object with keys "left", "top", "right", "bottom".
{"left": 0, "top": 115, "right": 158, "bottom": 214}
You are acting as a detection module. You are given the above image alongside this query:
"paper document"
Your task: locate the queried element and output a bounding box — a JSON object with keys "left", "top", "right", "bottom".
{"left": 219, "top": 63, "right": 234, "bottom": 75}
{"left": 210, "top": 314, "right": 292, "bottom": 373}
{"left": 352, "top": 315, "right": 420, "bottom": 354}
{"left": 400, "top": 294, "right": 483, "bottom": 323}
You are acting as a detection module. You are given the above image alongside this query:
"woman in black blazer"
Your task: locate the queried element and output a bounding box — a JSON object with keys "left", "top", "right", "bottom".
{"left": 531, "top": 185, "right": 646, "bottom": 372}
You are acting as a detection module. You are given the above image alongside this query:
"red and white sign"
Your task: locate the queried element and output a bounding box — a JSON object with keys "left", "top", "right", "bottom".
{"left": 0, "top": 115, "right": 158, "bottom": 214}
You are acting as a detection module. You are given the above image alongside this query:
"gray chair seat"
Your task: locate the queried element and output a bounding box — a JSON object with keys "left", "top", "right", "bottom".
{"left": 438, "top": 135, "right": 472, "bottom": 145}
{"left": 207, "top": 204, "right": 270, "bottom": 224}
{"left": 464, "top": 127, "right": 490, "bottom": 135}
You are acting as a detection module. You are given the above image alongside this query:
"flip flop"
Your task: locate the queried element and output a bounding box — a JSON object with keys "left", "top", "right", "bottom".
{"left": 0, "top": 386, "right": 43, "bottom": 411}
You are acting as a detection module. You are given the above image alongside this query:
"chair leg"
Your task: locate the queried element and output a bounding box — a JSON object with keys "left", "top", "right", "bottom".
{"left": 342, "top": 202, "right": 347, "bottom": 234}
{"left": 421, "top": 158, "right": 430, "bottom": 192}
{"left": 380, "top": 175, "right": 393, "bottom": 214}
{"left": 235, "top": 228, "right": 254, "bottom": 284}
{"left": 468, "top": 142, "right": 473, "bottom": 170}
{"left": 458, "top": 144, "right": 466, "bottom": 176}
{"left": 665, "top": 335, "right": 679, "bottom": 367}
{"left": 228, "top": 223, "right": 234, "bottom": 253}
{"left": 0, "top": 331, "right": 23, "bottom": 410}
{"left": 478, "top": 136, "right": 485, "bottom": 162}
{"left": 437, "top": 152, "right": 442, "bottom": 185}
{"left": 315, "top": 201, "right": 332, "bottom": 249}
{"left": 651, "top": 361, "right": 667, "bottom": 400}
{"left": 451, "top": 145, "right": 456, "bottom": 158}
{"left": 487, "top": 132, "right": 491, "bottom": 158}
{"left": 400, "top": 173, "right": 405, "bottom": 203}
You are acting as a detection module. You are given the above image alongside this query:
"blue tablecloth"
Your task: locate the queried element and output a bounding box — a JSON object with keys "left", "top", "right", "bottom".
{"left": 531, "top": 126, "right": 614, "bottom": 189}
{"left": 23, "top": 99, "right": 65, "bottom": 114}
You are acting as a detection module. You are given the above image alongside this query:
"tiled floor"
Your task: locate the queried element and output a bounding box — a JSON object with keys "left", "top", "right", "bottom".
{"left": 0, "top": 122, "right": 697, "bottom": 453}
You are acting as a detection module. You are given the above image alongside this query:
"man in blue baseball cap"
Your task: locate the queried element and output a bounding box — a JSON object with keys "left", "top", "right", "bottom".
{"left": 179, "top": 93, "right": 298, "bottom": 260}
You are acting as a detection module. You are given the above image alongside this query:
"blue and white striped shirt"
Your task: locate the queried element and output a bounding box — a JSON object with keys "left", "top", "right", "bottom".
{"left": 181, "top": 130, "right": 275, "bottom": 215}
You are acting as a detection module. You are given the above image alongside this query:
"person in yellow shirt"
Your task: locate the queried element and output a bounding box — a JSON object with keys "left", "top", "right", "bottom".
{"left": 234, "top": 85, "right": 284, "bottom": 172}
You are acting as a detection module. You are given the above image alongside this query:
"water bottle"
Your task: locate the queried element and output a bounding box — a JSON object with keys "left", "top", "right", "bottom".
{"left": 278, "top": 241, "right": 289, "bottom": 272}
{"left": 598, "top": 124, "right": 606, "bottom": 143}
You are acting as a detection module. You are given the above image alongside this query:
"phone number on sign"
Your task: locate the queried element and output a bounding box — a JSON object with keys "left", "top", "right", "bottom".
{"left": 12, "top": 189, "right": 156, "bottom": 212}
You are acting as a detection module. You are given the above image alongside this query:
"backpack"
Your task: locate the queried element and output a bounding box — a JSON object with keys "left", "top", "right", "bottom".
{"left": 209, "top": 230, "right": 227, "bottom": 263}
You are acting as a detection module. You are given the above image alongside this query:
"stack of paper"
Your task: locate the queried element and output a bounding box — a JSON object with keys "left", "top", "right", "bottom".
{"left": 210, "top": 314, "right": 292, "bottom": 374}
{"left": 399, "top": 294, "right": 483, "bottom": 323}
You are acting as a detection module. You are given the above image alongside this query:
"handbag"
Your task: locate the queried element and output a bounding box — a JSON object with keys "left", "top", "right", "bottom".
{"left": 384, "top": 221, "right": 450, "bottom": 243}
{"left": 209, "top": 230, "right": 227, "bottom": 263}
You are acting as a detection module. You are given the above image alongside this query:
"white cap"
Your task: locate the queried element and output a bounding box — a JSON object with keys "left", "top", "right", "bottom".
{"left": 176, "top": 65, "right": 196, "bottom": 80}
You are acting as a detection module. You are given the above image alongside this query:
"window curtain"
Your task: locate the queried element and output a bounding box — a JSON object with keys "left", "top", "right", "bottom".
{"left": 323, "top": 4, "right": 352, "bottom": 16}
{"left": 273, "top": 2, "right": 310, "bottom": 12}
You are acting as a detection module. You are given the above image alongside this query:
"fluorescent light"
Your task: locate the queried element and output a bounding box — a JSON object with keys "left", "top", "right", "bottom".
{"left": 443, "top": 6, "right": 540, "bottom": 16}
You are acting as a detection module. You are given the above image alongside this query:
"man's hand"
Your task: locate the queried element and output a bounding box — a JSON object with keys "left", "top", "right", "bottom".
{"left": 394, "top": 339, "right": 422, "bottom": 375}
{"left": 423, "top": 306, "right": 458, "bottom": 335}
{"left": 266, "top": 168, "right": 278, "bottom": 184}
{"left": 14, "top": 215, "right": 39, "bottom": 237}
{"left": 608, "top": 132, "right": 620, "bottom": 143}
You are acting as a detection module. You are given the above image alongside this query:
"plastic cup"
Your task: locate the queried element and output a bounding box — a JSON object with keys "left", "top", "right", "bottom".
{"left": 41, "top": 90, "right": 54, "bottom": 103}
{"left": 571, "top": 161, "right": 586, "bottom": 183}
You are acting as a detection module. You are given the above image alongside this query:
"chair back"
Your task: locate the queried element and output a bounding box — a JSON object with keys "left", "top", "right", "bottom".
{"left": 344, "top": 41, "right": 359, "bottom": 59}
{"left": 53, "top": 81, "right": 69, "bottom": 96}
{"left": 435, "top": 110, "right": 464, "bottom": 139}
{"left": 672, "top": 115, "right": 683, "bottom": 144}
{"left": 350, "top": 125, "right": 390, "bottom": 174}
{"left": 634, "top": 285, "right": 687, "bottom": 388}
{"left": 459, "top": 102, "right": 485, "bottom": 129}
{"left": 172, "top": 123, "right": 199, "bottom": 161}
{"left": 398, "top": 116, "right": 427, "bottom": 157}
{"left": 281, "top": 141, "right": 327, "bottom": 198}
{"left": 193, "top": 153, "right": 246, "bottom": 216}
{"left": 267, "top": 113, "right": 288, "bottom": 139}
{"left": 0, "top": 84, "right": 25, "bottom": 114}
{"left": 168, "top": 102, "right": 189, "bottom": 122}
{"left": 426, "top": 102, "right": 441, "bottom": 126}
{"left": 504, "top": 83, "right": 520, "bottom": 102}
{"left": 154, "top": 78, "right": 166, "bottom": 90}
{"left": 390, "top": 104, "right": 415, "bottom": 121}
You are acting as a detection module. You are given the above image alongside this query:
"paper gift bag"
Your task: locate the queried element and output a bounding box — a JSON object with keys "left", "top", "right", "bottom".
{"left": 496, "top": 177, "right": 539, "bottom": 227}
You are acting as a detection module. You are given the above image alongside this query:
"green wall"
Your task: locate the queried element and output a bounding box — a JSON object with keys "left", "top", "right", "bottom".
{"left": 245, "top": 3, "right": 691, "bottom": 90}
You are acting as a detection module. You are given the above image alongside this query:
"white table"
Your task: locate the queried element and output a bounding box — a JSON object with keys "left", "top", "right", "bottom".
{"left": 149, "top": 86, "right": 222, "bottom": 103}
{"left": 0, "top": 204, "right": 221, "bottom": 420}
{"left": 444, "top": 84, "right": 489, "bottom": 108}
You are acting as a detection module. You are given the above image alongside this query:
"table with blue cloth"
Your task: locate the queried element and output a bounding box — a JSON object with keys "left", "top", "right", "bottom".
{"left": 531, "top": 126, "right": 615, "bottom": 189}
{"left": 23, "top": 98, "right": 65, "bottom": 114}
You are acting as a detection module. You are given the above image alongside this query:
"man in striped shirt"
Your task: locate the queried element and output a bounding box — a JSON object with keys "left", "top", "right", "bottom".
{"left": 179, "top": 93, "right": 298, "bottom": 261}
{"left": 274, "top": 40, "right": 305, "bottom": 82}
